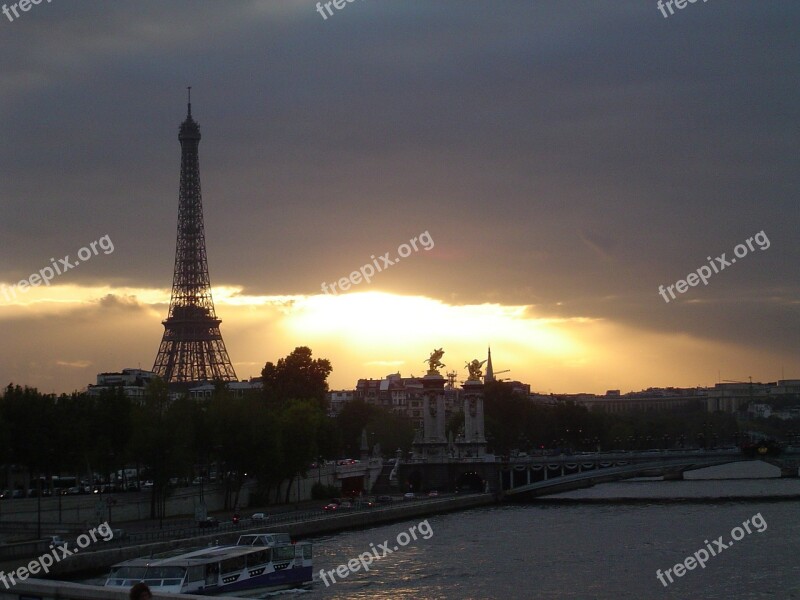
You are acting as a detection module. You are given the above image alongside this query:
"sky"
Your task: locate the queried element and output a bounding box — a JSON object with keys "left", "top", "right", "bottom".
{"left": 0, "top": 0, "right": 798, "bottom": 395}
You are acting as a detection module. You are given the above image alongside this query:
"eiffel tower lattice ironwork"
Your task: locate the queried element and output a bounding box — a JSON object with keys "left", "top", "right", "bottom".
{"left": 152, "top": 90, "right": 238, "bottom": 383}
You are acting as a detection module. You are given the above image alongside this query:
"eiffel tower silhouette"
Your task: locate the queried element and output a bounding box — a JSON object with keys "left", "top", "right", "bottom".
{"left": 152, "top": 90, "right": 237, "bottom": 383}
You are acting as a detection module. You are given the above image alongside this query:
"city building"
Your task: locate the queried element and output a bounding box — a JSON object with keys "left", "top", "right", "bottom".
{"left": 184, "top": 380, "right": 262, "bottom": 400}
{"left": 328, "top": 390, "right": 354, "bottom": 416}
{"left": 87, "top": 368, "right": 159, "bottom": 399}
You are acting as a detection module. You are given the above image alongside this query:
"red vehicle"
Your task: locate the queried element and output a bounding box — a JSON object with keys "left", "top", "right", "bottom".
{"left": 232, "top": 513, "right": 240, "bottom": 524}
{"left": 322, "top": 503, "right": 338, "bottom": 512}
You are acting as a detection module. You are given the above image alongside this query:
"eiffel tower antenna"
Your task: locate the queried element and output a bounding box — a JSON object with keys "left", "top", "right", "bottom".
{"left": 152, "top": 94, "right": 237, "bottom": 384}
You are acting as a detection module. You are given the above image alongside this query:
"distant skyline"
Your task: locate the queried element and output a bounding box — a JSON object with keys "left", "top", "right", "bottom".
{"left": 1, "top": 1, "right": 798, "bottom": 394}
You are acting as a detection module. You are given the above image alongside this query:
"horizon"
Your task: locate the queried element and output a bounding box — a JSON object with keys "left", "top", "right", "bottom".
{"left": 1, "top": 1, "right": 797, "bottom": 396}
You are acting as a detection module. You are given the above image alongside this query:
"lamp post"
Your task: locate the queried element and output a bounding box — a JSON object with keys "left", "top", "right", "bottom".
{"left": 106, "top": 496, "right": 116, "bottom": 525}
{"left": 36, "top": 475, "right": 42, "bottom": 539}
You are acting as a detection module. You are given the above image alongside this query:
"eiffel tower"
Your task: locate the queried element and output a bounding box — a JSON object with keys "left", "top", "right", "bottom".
{"left": 152, "top": 90, "right": 238, "bottom": 384}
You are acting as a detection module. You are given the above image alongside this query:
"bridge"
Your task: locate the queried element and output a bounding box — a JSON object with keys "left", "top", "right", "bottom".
{"left": 395, "top": 447, "right": 800, "bottom": 500}
{"left": 500, "top": 448, "right": 800, "bottom": 500}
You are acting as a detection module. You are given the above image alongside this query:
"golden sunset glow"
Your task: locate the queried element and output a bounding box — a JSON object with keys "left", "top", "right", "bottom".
{"left": 0, "top": 283, "right": 790, "bottom": 395}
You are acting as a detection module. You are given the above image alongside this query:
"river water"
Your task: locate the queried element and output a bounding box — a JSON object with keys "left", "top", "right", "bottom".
{"left": 295, "top": 461, "right": 800, "bottom": 599}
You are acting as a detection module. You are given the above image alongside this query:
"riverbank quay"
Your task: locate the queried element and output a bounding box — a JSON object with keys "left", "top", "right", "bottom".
{"left": 533, "top": 494, "right": 800, "bottom": 505}
{"left": 0, "top": 493, "right": 496, "bottom": 580}
{"left": 0, "top": 579, "right": 228, "bottom": 599}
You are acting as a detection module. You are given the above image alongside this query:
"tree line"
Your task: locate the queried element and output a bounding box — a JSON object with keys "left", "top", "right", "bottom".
{"left": 4, "top": 346, "right": 786, "bottom": 518}
{"left": 0, "top": 347, "right": 417, "bottom": 517}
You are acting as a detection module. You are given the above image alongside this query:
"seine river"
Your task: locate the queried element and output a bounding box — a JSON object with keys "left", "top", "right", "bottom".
{"left": 296, "top": 462, "right": 800, "bottom": 599}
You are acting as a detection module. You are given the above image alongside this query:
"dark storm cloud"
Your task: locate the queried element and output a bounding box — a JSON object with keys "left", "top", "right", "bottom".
{"left": 0, "top": 1, "right": 798, "bottom": 362}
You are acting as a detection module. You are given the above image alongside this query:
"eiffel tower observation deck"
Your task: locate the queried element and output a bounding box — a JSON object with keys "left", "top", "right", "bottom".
{"left": 152, "top": 90, "right": 238, "bottom": 384}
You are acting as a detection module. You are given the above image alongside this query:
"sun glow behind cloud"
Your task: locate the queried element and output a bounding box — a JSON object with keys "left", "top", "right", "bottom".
{"left": 0, "top": 284, "right": 790, "bottom": 395}
{"left": 284, "top": 291, "right": 581, "bottom": 352}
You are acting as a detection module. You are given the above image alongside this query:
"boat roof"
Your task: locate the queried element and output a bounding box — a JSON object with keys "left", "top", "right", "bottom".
{"left": 113, "top": 546, "right": 264, "bottom": 568}
{"left": 111, "top": 534, "right": 308, "bottom": 569}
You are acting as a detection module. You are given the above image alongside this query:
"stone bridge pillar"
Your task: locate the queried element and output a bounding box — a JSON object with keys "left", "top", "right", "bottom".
{"left": 412, "top": 372, "right": 448, "bottom": 459}
{"left": 457, "top": 378, "right": 486, "bottom": 457}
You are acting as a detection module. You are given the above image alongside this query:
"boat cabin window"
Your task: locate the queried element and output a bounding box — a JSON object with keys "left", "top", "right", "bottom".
{"left": 302, "top": 544, "right": 312, "bottom": 559}
{"left": 205, "top": 562, "right": 219, "bottom": 586}
{"left": 273, "top": 546, "right": 295, "bottom": 562}
{"left": 187, "top": 565, "right": 205, "bottom": 583}
{"left": 143, "top": 566, "right": 186, "bottom": 586}
{"left": 221, "top": 555, "right": 247, "bottom": 575}
{"left": 111, "top": 566, "right": 147, "bottom": 580}
{"left": 247, "top": 549, "right": 270, "bottom": 567}
{"left": 236, "top": 533, "right": 291, "bottom": 546}
{"left": 106, "top": 566, "right": 149, "bottom": 586}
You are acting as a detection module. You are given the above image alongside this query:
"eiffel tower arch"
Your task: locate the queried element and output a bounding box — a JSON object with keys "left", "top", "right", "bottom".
{"left": 152, "top": 91, "right": 238, "bottom": 384}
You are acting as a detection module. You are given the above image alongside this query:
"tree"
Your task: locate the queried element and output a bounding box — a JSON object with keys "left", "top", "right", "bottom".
{"left": 336, "top": 400, "right": 375, "bottom": 457}
{"left": 130, "top": 378, "right": 187, "bottom": 520}
{"left": 261, "top": 347, "right": 332, "bottom": 410}
{"left": 276, "top": 399, "right": 322, "bottom": 503}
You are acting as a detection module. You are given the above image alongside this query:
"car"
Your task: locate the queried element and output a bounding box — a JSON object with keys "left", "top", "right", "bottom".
{"left": 47, "top": 536, "right": 68, "bottom": 548}
{"left": 197, "top": 517, "right": 219, "bottom": 528}
{"left": 403, "top": 492, "right": 416, "bottom": 500}
{"left": 251, "top": 512, "right": 267, "bottom": 520}
{"left": 375, "top": 495, "right": 393, "bottom": 503}
{"left": 322, "top": 503, "right": 338, "bottom": 512}
{"left": 339, "top": 501, "right": 352, "bottom": 509}
{"left": 111, "top": 528, "right": 126, "bottom": 539}
{"left": 427, "top": 490, "right": 439, "bottom": 497}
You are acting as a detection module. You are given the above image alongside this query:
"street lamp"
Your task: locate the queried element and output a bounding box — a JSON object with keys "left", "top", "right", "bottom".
{"left": 37, "top": 475, "right": 42, "bottom": 539}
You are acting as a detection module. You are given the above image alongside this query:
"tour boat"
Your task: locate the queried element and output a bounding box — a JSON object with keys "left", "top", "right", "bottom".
{"left": 104, "top": 533, "right": 312, "bottom": 596}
